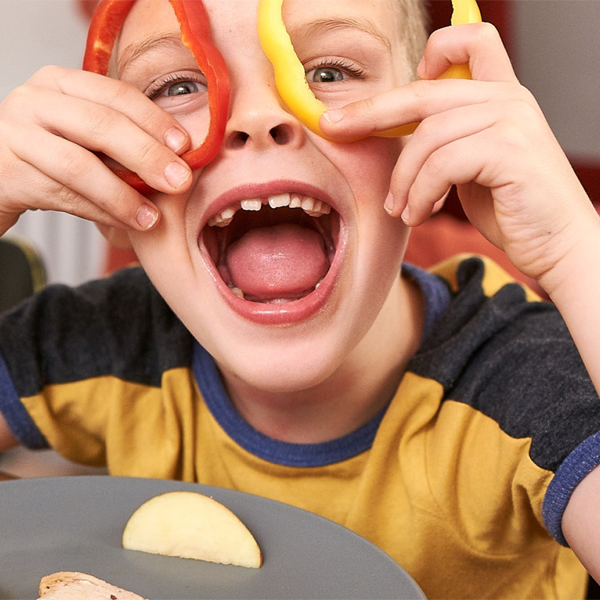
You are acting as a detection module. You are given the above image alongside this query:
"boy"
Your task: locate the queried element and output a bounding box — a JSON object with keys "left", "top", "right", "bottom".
{"left": 1, "top": 0, "right": 600, "bottom": 597}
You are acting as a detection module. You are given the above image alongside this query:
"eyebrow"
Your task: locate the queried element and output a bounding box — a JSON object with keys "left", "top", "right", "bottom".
{"left": 287, "top": 17, "right": 392, "bottom": 52}
{"left": 117, "top": 32, "right": 184, "bottom": 78}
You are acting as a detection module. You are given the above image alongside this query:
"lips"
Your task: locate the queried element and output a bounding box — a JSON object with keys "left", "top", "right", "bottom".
{"left": 199, "top": 183, "right": 345, "bottom": 325}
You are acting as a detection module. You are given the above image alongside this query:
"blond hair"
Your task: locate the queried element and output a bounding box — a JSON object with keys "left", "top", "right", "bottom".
{"left": 395, "top": 0, "right": 430, "bottom": 77}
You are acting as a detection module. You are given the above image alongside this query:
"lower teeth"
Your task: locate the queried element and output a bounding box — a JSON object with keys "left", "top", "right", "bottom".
{"left": 228, "top": 277, "right": 324, "bottom": 303}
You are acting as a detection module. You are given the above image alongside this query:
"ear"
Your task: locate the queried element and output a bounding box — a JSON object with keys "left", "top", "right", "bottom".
{"left": 95, "top": 224, "right": 134, "bottom": 250}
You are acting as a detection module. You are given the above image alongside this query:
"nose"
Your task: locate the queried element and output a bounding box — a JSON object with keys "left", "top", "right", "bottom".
{"left": 223, "top": 72, "right": 306, "bottom": 152}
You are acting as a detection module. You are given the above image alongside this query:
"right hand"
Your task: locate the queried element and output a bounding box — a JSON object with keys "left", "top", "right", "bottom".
{"left": 0, "top": 65, "right": 194, "bottom": 234}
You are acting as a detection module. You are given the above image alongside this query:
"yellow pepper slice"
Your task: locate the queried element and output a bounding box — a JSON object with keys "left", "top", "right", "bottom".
{"left": 257, "top": 0, "right": 482, "bottom": 139}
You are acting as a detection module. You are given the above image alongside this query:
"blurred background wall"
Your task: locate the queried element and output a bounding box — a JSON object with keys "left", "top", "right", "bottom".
{"left": 0, "top": 0, "right": 104, "bottom": 285}
{"left": 1, "top": 0, "right": 600, "bottom": 285}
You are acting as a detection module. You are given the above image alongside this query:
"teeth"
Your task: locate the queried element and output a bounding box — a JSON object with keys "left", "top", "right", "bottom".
{"left": 268, "top": 193, "right": 290, "bottom": 209}
{"left": 207, "top": 207, "right": 236, "bottom": 228}
{"left": 229, "top": 286, "right": 245, "bottom": 299}
{"left": 208, "top": 194, "right": 331, "bottom": 227}
{"left": 301, "top": 197, "right": 314, "bottom": 213}
{"left": 228, "top": 277, "right": 325, "bottom": 303}
{"left": 241, "top": 199, "right": 262, "bottom": 211}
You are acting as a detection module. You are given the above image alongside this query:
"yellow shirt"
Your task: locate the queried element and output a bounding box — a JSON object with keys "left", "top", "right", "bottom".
{"left": 2, "top": 256, "right": 597, "bottom": 599}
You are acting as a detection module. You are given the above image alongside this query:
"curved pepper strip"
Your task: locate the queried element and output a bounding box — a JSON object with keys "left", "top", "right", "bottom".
{"left": 83, "top": 0, "right": 230, "bottom": 193}
{"left": 257, "top": 0, "right": 481, "bottom": 140}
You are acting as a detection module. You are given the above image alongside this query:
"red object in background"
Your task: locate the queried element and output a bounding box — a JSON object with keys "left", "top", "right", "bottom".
{"left": 429, "top": 1, "right": 512, "bottom": 53}
{"left": 76, "top": 0, "right": 99, "bottom": 21}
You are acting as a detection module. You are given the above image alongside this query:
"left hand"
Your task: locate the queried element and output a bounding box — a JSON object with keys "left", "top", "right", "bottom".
{"left": 320, "top": 22, "right": 599, "bottom": 291}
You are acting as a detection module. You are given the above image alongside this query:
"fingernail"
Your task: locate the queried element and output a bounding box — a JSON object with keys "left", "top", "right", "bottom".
{"left": 384, "top": 192, "right": 395, "bottom": 215}
{"left": 323, "top": 109, "right": 344, "bottom": 124}
{"left": 165, "top": 160, "right": 191, "bottom": 189}
{"left": 165, "top": 127, "right": 188, "bottom": 153}
{"left": 136, "top": 203, "right": 159, "bottom": 230}
{"left": 401, "top": 205, "right": 411, "bottom": 226}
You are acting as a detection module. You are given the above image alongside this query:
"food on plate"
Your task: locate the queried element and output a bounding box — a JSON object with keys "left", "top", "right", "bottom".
{"left": 122, "top": 491, "right": 263, "bottom": 568}
{"left": 37, "top": 572, "right": 145, "bottom": 600}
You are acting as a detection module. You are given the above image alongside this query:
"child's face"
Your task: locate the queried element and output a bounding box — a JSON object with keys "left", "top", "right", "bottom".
{"left": 121, "top": 0, "right": 414, "bottom": 393}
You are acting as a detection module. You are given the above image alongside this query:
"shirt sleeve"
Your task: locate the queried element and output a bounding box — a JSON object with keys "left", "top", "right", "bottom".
{"left": 544, "top": 431, "right": 600, "bottom": 545}
{"left": 0, "top": 351, "right": 47, "bottom": 448}
{"left": 0, "top": 267, "right": 192, "bottom": 454}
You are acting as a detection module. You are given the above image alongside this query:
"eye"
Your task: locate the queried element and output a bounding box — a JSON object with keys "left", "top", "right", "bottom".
{"left": 305, "top": 59, "right": 365, "bottom": 85}
{"left": 146, "top": 72, "right": 208, "bottom": 100}
{"left": 163, "top": 80, "right": 203, "bottom": 97}
{"left": 306, "top": 67, "right": 345, "bottom": 84}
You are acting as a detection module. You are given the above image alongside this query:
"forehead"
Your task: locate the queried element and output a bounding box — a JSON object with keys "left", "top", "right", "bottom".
{"left": 118, "top": 0, "right": 180, "bottom": 50}
{"left": 116, "top": 0, "right": 401, "bottom": 54}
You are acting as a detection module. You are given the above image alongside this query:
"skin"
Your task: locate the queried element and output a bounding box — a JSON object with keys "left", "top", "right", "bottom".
{"left": 1, "top": 0, "right": 600, "bottom": 580}
{"left": 110, "top": 0, "right": 422, "bottom": 443}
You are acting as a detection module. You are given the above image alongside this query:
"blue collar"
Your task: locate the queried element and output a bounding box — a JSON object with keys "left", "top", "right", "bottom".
{"left": 192, "top": 264, "right": 451, "bottom": 467}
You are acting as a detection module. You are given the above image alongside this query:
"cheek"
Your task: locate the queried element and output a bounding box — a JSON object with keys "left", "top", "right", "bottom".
{"left": 128, "top": 194, "right": 196, "bottom": 285}
{"left": 325, "top": 137, "right": 402, "bottom": 197}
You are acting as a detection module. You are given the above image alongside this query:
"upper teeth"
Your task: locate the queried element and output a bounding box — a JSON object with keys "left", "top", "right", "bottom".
{"left": 208, "top": 193, "right": 331, "bottom": 227}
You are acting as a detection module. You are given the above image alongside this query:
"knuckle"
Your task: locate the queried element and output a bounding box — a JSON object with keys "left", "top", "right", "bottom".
{"left": 496, "top": 101, "right": 539, "bottom": 152}
{"left": 85, "top": 107, "right": 122, "bottom": 142}
{"left": 0, "top": 152, "right": 17, "bottom": 194}
{"left": 136, "top": 138, "right": 165, "bottom": 169}
{"left": 56, "top": 182, "right": 86, "bottom": 213}
{"left": 60, "top": 148, "right": 93, "bottom": 185}
{"left": 103, "top": 81, "right": 163, "bottom": 135}
{"left": 110, "top": 185, "right": 138, "bottom": 219}
{"left": 33, "top": 64, "right": 69, "bottom": 87}
{"left": 412, "top": 79, "right": 437, "bottom": 100}
{"left": 472, "top": 21, "right": 501, "bottom": 44}
{"left": 1, "top": 85, "right": 36, "bottom": 115}
{"left": 355, "top": 96, "right": 377, "bottom": 124}
{"left": 426, "top": 147, "right": 447, "bottom": 174}
{"left": 103, "top": 78, "right": 133, "bottom": 108}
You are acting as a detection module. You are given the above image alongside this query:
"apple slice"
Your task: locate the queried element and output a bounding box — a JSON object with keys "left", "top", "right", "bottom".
{"left": 122, "top": 491, "right": 263, "bottom": 568}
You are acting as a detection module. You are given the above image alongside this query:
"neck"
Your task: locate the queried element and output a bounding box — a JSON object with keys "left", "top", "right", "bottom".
{"left": 219, "top": 275, "right": 423, "bottom": 444}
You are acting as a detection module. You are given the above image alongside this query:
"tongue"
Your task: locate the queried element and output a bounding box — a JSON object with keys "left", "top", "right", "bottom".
{"left": 225, "top": 223, "right": 329, "bottom": 301}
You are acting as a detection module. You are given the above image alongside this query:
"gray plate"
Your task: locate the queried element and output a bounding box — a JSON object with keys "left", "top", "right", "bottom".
{"left": 0, "top": 476, "right": 425, "bottom": 599}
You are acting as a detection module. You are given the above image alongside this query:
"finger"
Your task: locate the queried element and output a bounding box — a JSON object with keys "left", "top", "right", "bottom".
{"left": 24, "top": 67, "right": 193, "bottom": 192}
{"left": 388, "top": 91, "right": 547, "bottom": 223}
{"left": 29, "top": 66, "right": 191, "bottom": 155}
{"left": 320, "top": 78, "right": 504, "bottom": 142}
{"left": 4, "top": 122, "right": 160, "bottom": 231}
{"left": 0, "top": 152, "right": 131, "bottom": 231}
{"left": 13, "top": 85, "right": 191, "bottom": 195}
{"left": 388, "top": 101, "right": 499, "bottom": 219}
{"left": 418, "top": 22, "right": 517, "bottom": 83}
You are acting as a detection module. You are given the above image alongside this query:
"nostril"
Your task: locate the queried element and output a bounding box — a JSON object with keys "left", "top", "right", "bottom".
{"left": 228, "top": 131, "right": 249, "bottom": 150}
{"left": 225, "top": 120, "right": 298, "bottom": 151}
{"left": 270, "top": 124, "right": 292, "bottom": 146}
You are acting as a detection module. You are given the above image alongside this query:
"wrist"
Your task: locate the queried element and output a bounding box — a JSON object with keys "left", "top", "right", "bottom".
{"left": 537, "top": 213, "right": 600, "bottom": 302}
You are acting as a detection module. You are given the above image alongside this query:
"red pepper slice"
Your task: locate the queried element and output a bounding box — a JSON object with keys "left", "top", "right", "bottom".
{"left": 82, "top": 0, "right": 230, "bottom": 193}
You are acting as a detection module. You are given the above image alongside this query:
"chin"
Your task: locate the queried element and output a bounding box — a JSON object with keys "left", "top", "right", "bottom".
{"left": 218, "top": 348, "right": 344, "bottom": 395}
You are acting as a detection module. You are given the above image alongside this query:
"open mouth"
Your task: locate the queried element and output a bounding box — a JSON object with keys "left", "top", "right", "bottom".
{"left": 200, "top": 190, "right": 342, "bottom": 322}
